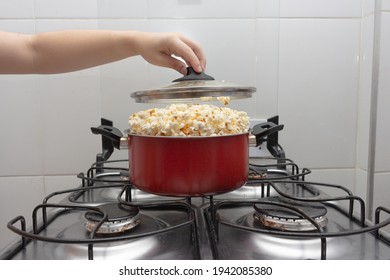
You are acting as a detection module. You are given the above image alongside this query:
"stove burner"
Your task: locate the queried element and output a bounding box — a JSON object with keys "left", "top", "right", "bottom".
{"left": 85, "top": 203, "right": 140, "bottom": 234}
{"left": 253, "top": 197, "right": 328, "bottom": 232}
{"left": 248, "top": 165, "right": 268, "bottom": 179}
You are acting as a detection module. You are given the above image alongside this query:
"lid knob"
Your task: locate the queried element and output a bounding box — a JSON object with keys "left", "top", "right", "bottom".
{"left": 172, "top": 67, "right": 215, "bottom": 82}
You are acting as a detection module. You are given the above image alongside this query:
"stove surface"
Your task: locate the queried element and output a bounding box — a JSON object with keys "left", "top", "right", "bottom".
{"left": 1, "top": 156, "right": 390, "bottom": 260}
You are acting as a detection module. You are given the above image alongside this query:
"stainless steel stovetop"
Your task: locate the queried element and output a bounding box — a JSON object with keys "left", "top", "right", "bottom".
{"left": 1, "top": 156, "right": 390, "bottom": 260}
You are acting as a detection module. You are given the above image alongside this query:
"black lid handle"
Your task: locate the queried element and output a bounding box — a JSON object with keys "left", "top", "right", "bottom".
{"left": 172, "top": 66, "right": 215, "bottom": 82}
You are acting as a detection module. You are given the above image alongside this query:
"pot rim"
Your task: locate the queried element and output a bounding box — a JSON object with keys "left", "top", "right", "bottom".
{"left": 125, "top": 130, "right": 250, "bottom": 139}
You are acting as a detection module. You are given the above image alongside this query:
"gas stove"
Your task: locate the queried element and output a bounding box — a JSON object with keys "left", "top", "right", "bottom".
{"left": 1, "top": 117, "right": 390, "bottom": 260}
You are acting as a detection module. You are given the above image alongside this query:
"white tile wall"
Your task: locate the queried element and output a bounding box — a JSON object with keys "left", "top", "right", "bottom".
{"left": 38, "top": 71, "right": 101, "bottom": 174}
{"left": 372, "top": 9, "right": 390, "bottom": 224}
{"left": 363, "top": 0, "right": 376, "bottom": 16}
{"left": 256, "top": 0, "right": 280, "bottom": 18}
{"left": 383, "top": 0, "right": 390, "bottom": 10}
{"left": 1, "top": 0, "right": 390, "bottom": 250}
{"left": 376, "top": 12, "right": 390, "bottom": 172}
{"left": 0, "top": 0, "right": 34, "bottom": 19}
{"left": 97, "top": 0, "right": 147, "bottom": 19}
{"left": 0, "top": 75, "right": 43, "bottom": 176}
{"left": 255, "top": 19, "right": 279, "bottom": 118}
{"left": 279, "top": 0, "right": 362, "bottom": 18}
{"left": 277, "top": 19, "right": 360, "bottom": 169}
{"left": 357, "top": 14, "right": 375, "bottom": 171}
{"left": 34, "top": 0, "right": 98, "bottom": 19}
{"left": 147, "top": 0, "right": 257, "bottom": 18}
{"left": 356, "top": 168, "right": 369, "bottom": 203}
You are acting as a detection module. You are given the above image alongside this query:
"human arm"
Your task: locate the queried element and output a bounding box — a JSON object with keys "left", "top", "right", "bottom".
{"left": 0, "top": 30, "right": 206, "bottom": 74}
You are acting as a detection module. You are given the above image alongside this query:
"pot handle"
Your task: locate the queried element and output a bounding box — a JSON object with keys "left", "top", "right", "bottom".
{"left": 172, "top": 66, "right": 215, "bottom": 82}
{"left": 90, "top": 124, "right": 124, "bottom": 150}
{"left": 251, "top": 121, "right": 284, "bottom": 147}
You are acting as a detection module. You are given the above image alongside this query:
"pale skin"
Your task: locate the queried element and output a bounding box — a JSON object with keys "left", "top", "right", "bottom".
{"left": 0, "top": 30, "right": 206, "bottom": 75}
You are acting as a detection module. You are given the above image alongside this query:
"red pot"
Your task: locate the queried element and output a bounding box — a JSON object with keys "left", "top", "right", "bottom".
{"left": 128, "top": 133, "right": 248, "bottom": 196}
{"left": 91, "top": 119, "right": 283, "bottom": 197}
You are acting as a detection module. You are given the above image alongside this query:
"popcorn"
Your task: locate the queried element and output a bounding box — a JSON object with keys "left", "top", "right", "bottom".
{"left": 217, "top": 96, "right": 230, "bottom": 105}
{"left": 128, "top": 104, "right": 250, "bottom": 137}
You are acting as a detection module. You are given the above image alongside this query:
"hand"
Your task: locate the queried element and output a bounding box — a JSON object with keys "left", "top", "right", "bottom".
{"left": 134, "top": 32, "right": 206, "bottom": 75}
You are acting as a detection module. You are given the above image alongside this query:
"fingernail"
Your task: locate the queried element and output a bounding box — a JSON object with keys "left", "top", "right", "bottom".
{"left": 195, "top": 64, "right": 203, "bottom": 73}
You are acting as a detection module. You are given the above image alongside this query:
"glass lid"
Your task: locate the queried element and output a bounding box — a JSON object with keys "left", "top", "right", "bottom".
{"left": 130, "top": 67, "right": 256, "bottom": 103}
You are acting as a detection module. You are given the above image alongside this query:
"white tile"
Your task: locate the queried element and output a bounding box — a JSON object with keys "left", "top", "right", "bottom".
{"left": 0, "top": 176, "right": 45, "bottom": 251}
{"left": 383, "top": 0, "right": 390, "bottom": 11}
{"left": 280, "top": 0, "right": 362, "bottom": 18}
{"left": 38, "top": 71, "right": 101, "bottom": 175}
{"left": 0, "top": 76, "right": 44, "bottom": 176}
{"left": 97, "top": 0, "right": 147, "bottom": 18}
{"left": 307, "top": 168, "right": 356, "bottom": 194}
{"left": 34, "top": 0, "right": 98, "bottom": 18}
{"left": 35, "top": 19, "right": 99, "bottom": 32}
{"left": 0, "top": 0, "right": 34, "bottom": 18}
{"left": 375, "top": 14, "right": 390, "bottom": 172}
{"left": 353, "top": 168, "right": 372, "bottom": 221}
{"left": 278, "top": 19, "right": 360, "bottom": 169}
{"left": 148, "top": 0, "right": 256, "bottom": 18}
{"left": 0, "top": 19, "right": 35, "bottom": 33}
{"left": 357, "top": 15, "right": 375, "bottom": 171}
{"left": 256, "top": 0, "right": 280, "bottom": 18}
{"left": 363, "top": 0, "right": 376, "bottom": 16}
{"left": 255, "top": 19, "right": 279, "bottom": 118}
{"left": 355, "top": 168, "right": 369, "bottom": 203}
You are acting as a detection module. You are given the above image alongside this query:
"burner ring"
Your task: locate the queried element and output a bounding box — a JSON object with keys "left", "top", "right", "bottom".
{"left": 253, "top": 197, "right": 328, "bottom": 232}
{"left": 85, "top": 203, "right": 140, "bottom": 234}
{"left": 253, "top": 212, "right": 328, "bottom": 232}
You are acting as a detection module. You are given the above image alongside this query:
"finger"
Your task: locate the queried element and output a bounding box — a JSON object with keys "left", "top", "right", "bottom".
{"left": 154, "top": 53, "right": 188, "bottom": 75}
{"left": 170, "top": 37, "right": 205, "bottom": 73}
{"left": 179, "top": 35, "right": 207, "bottom": 71}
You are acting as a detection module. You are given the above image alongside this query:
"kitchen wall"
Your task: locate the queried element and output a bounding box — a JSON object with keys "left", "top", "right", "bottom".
{"left": 373, "top": 0, "right": 390, "bottom": 231}
{"left": 0, "top": 0, "right": 389, "bottom": 250}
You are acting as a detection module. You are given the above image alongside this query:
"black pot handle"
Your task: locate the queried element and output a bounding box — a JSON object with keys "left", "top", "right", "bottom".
{"left": 172, "top": 66, "right": 215, "bottom": 82}
{"left": 91, "top": 125, "right": 123, "bottom": 150}
{"left": 251, "top": 121, "right": 284, "bottom": 147}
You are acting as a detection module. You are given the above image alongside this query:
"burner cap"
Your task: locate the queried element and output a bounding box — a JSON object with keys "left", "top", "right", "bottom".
{"left": 253, "top": 197, "right": 328, "bottom": 231}
{"left": 248, "top": 166, "right": 268, "bottom": 180}
{"left": 85, "top": 203, "right": 140, "bottom": 234}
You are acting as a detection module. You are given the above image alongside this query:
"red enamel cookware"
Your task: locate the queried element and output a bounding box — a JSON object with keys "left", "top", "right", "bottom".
{"left": 91, "top": 120, "right": 283, "bottom": 197}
